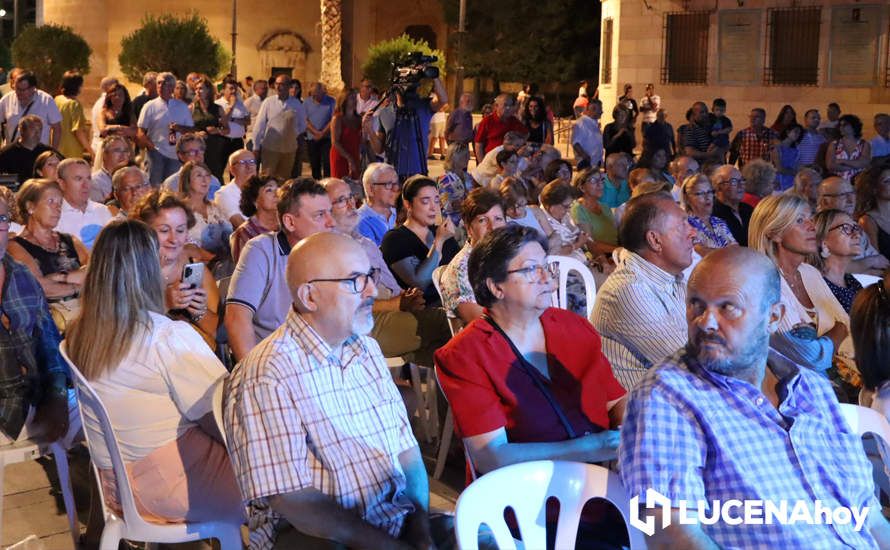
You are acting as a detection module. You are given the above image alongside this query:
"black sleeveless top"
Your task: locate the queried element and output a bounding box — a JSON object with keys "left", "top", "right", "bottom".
{"left": 12, "top": 233, "right": 81, "bottom": 277}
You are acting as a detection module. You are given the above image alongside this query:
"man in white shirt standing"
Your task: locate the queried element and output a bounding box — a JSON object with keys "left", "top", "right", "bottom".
{"left": 215, "top": 149, "right": 258, "bottom": 228}
{"left": 0, "top": 71, "right": 62, "bottom": 149}
{"left": 55, "top": 158, "right": 112, "bottom": 251}
{"left": 572, "top": 99, "right": 603, "bottom": 169}
{"left": 216, "top": 78, "right": 251, "bottom": 166}
{"left": 90, "top": 76, "right": 119, "bottom": 153}
{"left": 243, "top": 79, "right": 268, "bottom": 151}
{"left": 591, "top": 192, "right": 696, "bottom": 389}
{"left": 136, "top": 72, "right": 194, "bottom": 185}
{"left": 253, "top": 74, "right": 307, "bottom": 180}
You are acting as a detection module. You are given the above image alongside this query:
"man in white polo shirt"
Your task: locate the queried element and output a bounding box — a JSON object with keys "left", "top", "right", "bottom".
{"left": 216, "top": 77, "right": 250, "bottom": 166}
{"left": 137, "top": 72, "right": 194, "bottom": 184}
{"left": 214, "top": 149, "right": 258, "bottom": 227}
{"left": 0, "top": 71, "right": 62, "bottom": 148}
{"left": 55, "top": 158, "right": 112, "bottom": 251}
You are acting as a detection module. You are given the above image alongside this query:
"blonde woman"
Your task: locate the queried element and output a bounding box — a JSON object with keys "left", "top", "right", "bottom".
{"left": 65, "top": 219, "right": 244, "bottom": 525}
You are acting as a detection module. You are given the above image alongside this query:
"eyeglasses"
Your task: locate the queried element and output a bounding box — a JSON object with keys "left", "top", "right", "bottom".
{"left": 181, "top": 149, "right": 204, "bottom": 157}
{"left": 720, "top": 178, "right": 745, "bottom": 188}
{"left": 821, "top": 190, "right": 855, "bottom": 199}
{"left": 689, "top": 189, "right": 715, "bottom": 198}
{"left": 373, "top": 181, "right": 400, "bottom": 191}
{"left": 234, "top": 158, "right": 257, "bottom": 166}
{"left": 507, "top": 262, "right": 559, "bottom": 283}
{"left": 828, "top": 222, "right": 862, "bottom": 237}
{"left": 331, "top": 194, "right": 355, "bottom": 208}
{"left": 106, "top": 148, "right": 130, "bottom": 155}
{"left": 308, "top": 268, "right": 380, "bottom": 294}
{"left": 118, "top": 183, "right": 149, "bottom": 194}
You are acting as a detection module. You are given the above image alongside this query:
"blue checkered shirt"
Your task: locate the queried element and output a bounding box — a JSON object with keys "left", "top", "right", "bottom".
{"left": 619, "top": 348, "right": 880, "bottom": 549}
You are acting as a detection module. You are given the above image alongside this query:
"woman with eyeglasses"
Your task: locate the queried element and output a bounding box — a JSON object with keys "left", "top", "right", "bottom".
{"left": 682, "top": 174, "right": 736, "bottom": 256}
{"left": 812, "top": 209, "right": 863, "bottom": 313}
{"left": 436, "top": 225, "right": 627, "bottom": 543}
{"left": 856, "top": 164, "right": 890, "bottom": 260}
{"left": 91, "top": 135, "right": 133, "bottom": 203}
{"left": 570, "top": 167, "right": 618, "bottom": 256}
{"left": 230, "top": 175, "right": 280, "bottom": 263}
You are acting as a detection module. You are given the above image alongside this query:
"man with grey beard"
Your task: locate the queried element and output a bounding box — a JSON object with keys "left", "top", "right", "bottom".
{"left": 619, "top": 246, "right": 890, "bottom": 549}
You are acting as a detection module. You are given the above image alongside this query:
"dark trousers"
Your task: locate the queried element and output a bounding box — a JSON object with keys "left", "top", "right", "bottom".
{"left": 308, "top": 137, "right": 331, "bottom": 180}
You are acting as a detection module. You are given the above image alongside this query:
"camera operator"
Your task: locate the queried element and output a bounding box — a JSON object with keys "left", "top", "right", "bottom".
{"left": 365, "top": 73, "right": 447, "bottom": 179}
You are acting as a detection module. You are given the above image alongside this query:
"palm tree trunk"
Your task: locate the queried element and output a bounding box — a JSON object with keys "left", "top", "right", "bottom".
{"left": 320, "top": 0, "right": 345, "bottom": 92}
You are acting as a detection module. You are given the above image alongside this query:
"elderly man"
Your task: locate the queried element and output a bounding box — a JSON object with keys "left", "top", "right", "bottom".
{"left": 787, "top": 166, "right": 821, "bottom": 210}
{"left": 356, "top": 162, "right": 400, "bottom": 246}
{"left": 131, "top": 72, "right": 157, "bottom": 121}
{"left": 818, "top": 176, "right": 890, "bottom": 275}
{"left": 225, "top": 178, "right": 335, "bottom": 361}
{"left": 55, "top": 158, "right": 112, "bottom": 250}
{"left": 729, "top": 108, "right": 778, "bottom": 168}
{"left": 137, "top": 72, "right": 194, "bottom": 183}
{"left": 253, "top": 74, "right": 307, "bottom": 180}
{"left": 602, "top": 152, "right": 631, "bottom": 208}
{"left": 0, "top": 71, "right": 61, "bottom": 148}
{"left": 620, "top": 246, "right": 890, "bottom": 548}
{"left": 224, "top": 231, "right": 454, "bottom": 549}
{"left": 592, "top": 193, "right": 695, "bottom": 389}
{"left": 304, "top": 82, "right": 335, "bottom": 180}
{"left": 108, "top": 165, "right": 150, "bottom": 218}
{"left": 445, "top": 92, "right": 474, "bottom": 146}
{"left": 474, "top": 93, "right": 528, "bottom": 161}
{"left": 214, "top": 149, "right": 257, "bottom": 227}
{"left": 711, "top": 164, "right": 753, "bottom": 246}
{"left": 572, "top": 99, "right": 604, "bottom": 169}
{"left": 161, "top": 133, "right": 222, "bottom": 198}
{"left": 669, "top": 155, "right": 700, "bottom": 200}
{"left": 0, "top": 115, "right": 51, "bottom": 183}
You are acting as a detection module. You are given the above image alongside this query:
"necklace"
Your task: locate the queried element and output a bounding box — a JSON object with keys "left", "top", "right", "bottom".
{"left": 780, "top": 265, "right": 802, "bottom": 291}
{"left": 24, "top": 229, "right": 59, "bottom": 252}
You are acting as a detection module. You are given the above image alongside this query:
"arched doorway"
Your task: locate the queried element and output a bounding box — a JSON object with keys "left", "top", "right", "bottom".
{"left": 256, "top": 30, "right": 312, "bottom": 80}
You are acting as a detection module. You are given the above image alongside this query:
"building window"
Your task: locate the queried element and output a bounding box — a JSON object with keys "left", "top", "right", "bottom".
{"left": 661, "top": 12, "right": 710, "bottom": 85}
{"left": 764, "top": 7, "right": 821, "bottom": 86}
{"left": 601, "top": 18, "right": 613, "bottom": 85}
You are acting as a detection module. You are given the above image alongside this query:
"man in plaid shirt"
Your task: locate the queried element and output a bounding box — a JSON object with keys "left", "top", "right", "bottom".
{"left": 620, "top": 247, "right": 890, "bottom": 548}
{"left": 729, "top": 108, "right": 779, "bottom": 168}
{"left": 225, "top": 231, "right": 454, "bottom": 549}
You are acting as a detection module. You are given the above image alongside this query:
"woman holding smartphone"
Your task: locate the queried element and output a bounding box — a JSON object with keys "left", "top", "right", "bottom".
{"left": 134, "top": 190, "right": 219, "bottom": 350}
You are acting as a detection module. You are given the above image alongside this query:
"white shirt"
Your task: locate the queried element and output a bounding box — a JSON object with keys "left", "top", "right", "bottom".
{"left": 90, "top": 170, "right": 112, "bottom": 203}
{"left": 252, "top": 95, "right": 307, "bottom": 152}
{"left": 90, "top": 93, "right": 105, "bottom": 151}
{"left": 244, "top": 94, "right": 265, "bottom": 142}
{"left": 470, "top": 145, "right": 503, "bottom": 187}
{"left": 214, "top": 182, "right": 243, "bottom": 222}
{"left": 0, "top": 89, "right": 62, "bottom": 145}
{"left": 86, "top": 312, "right": 226, "bottom": 466}
{"left": 136, "top": 96, "right": 193, "bottom": 159}
{"left": 215, "top": 97, "right": 248, "bottom": 139}
{"left": 572, "top": 115, "right": 603, "bottom": 167}
{"left": 56, "top": 198, "right": 113, "bottom": 251}
{"left": 356, "top": 95, "right": 379, "bottom": 115}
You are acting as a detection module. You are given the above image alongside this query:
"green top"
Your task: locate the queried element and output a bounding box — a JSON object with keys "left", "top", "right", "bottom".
{"left": 570, "top": 199, "right": 618, "bottom": 246}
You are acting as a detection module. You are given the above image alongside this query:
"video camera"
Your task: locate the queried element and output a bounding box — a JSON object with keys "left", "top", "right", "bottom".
{"left": 391, "top": 51, "right": 439, "bottom": 94}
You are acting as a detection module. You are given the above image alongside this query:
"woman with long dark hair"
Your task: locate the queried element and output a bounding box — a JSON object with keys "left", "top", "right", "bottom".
{"left": 330, "top": 88, "right": 362, "bottom": 179}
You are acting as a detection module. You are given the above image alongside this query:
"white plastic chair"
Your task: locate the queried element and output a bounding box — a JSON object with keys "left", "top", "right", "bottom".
{"left": 432, "top": 265, "right": 465, "bottom": 337}
{"left": 454, "top": 460, "right": 646, "bottom": 549}
{"left": 386, "top": 357, "right": 437, "bottom": 443}
{"left": 839, "top": 403, "right": 890, "bottom": 498}
{"left": 60, "top": 345, "right": 243, "bottom": 550}
{"left": 853, "top": 273, "right": 882, "bottom": 288}
{"left": 430, "top": 264, "right": 463, "bottom": 479}
{"left": 548, "top": 254, "right": 597, "bottom": 318}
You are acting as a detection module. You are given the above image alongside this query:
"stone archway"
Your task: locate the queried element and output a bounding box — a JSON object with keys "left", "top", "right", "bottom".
{"left": 256, "top": 30, "right": 312, "bottom": 80}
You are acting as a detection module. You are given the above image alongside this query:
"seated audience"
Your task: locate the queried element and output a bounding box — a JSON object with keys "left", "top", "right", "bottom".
{"left": 489, "top": 148, "right": 518, "bottom": 190}
{"left": 826, "top": 114, "right": 871, "bottom": 181}
{"left": 135, "top": 191, "right": 220, "bottom": 349}
{"left": 66, "top": 219, "right": 243, "bottom": 525}
{"left": 748, "top": 194, "right": 851, "bottom": 373}
{"left": 356, "top": 162, "right": 399, "bottom": 246}
{"left": 161, "top": 133, "right": 222, "bottom": 199}
{"left": 812, "top": 209, "right": 863, "bottom": 313}
{"left": 436, "top": 224, "right": 625, "bottom": 477}
{"left": 32, "top": 150, "right": 63, "bottom": 180}
{"left": 440, "top": 188, "right": 506, "bottom": 324}
{"left": 230, "top": 175, "right": 280, "bottom": 264}
{"left": 381, "top": 175, "right": 460, "bottom": 306}
{"left": 214, "top": 149, "right": 258, "bottom": 228}
{"left": 851, "top": 274, "right": 890, "bottom": 417}
{"left": 856, "top": 164, "right": 890, "bottom": 261}
{"left": 0, "top": 115, "right": 52, "bottom": 183}
{"left": 470, "top": 131, "right": 526, "bottom": 188}
{"left": 570, "top": 167, "right": 618, "bottom": 256}
{"left": 500, "top": 177, "right": 545, "bottom": 235}
{"left": 788, "top": 166, "right": 821, "bottom": 211}
{"left": 682, "top": 174, "right": 737, "bottom": 256}
{"left": 740, "top": 158, "right": 776, "bottom": 208}
{"left": 601, "top": 153, "right": 631, "bottom": 208}
{"left": 819, "top": 174, "right": 890, "bottom": 275}
{"left": 108, "top": 166, "right": 150, "bottom": 219}
{"left": 619, "top": 246, "right": 890, "bottom": 548}
{"left": 179, "top": 160, "right": 233, "bottom": 270}
{"left": 711, "top": 164, "right": 752, "bottom": 246}
{"left": 613, "top": 167, "right": 659, "bottom": 226}
{"left": 225, "top": 232, "right": 454, "bottom": 549}
{"left": 55, "top": 158, "right": 113, "bottom": 251}
{"left": 90, "top": 135, "right": 132, "bottom": 202}
{"left": 543, "top": 158, "right": 573, "bottom": 188}
{"left": 9, "top": 178, "right": 89, "bottom": 331}
{"left": 225, "top": 177, "right": 335, "bottom": 361}
{"left": 591, "top": 193, "right": 694, "bottom": 389}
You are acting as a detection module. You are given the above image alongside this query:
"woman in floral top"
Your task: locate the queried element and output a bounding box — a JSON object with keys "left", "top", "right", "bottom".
{"left": 437, "top": 143, "right": 475, "bottom": 225}
{"left": 180, "top": 161, "right": 233, "bottom": 277}
{"left": 681, "top": 173, "right": 737, "bottom": 256}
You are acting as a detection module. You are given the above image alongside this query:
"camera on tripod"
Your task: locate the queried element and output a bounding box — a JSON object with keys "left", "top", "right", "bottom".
{"left": 391, "top": 51, "right": 439, "bottom": 95}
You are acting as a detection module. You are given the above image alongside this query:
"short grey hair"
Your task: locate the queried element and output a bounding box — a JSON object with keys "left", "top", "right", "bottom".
{"left": 142, "top": 71, "right": 158, "bottom": 87}
{"left": 362, "top": 162, "right": 396, "bottom": 199}
{"left": 57, "top": 157, "right": 91, "bottom": 180}
{"left": 157, "top": 72, "right": 176, "bottom": 88}
{"left": 112, "top": 166, "right": 148, "bottom": 192}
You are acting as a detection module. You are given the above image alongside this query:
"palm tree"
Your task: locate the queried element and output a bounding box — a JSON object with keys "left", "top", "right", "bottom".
{"left": 320, "top": 0, "right": 345, "bottom": 91}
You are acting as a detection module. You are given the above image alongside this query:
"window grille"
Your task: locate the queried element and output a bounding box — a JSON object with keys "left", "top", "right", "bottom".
{"left": 661, "top": 11, "right": 710, "bottom": 85}
{"left": 764, "top": 7, "right": 821, "bottom": 86}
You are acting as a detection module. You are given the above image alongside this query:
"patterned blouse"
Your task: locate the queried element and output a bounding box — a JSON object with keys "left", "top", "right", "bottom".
{"left": 831, "top": 139, "right": 867, "bottom": 181}
{"left": 822, "top": 273, "right": 863, "bottom": 313}
{"left": 688, "top": 215, "right": 737, "bottom": 249}
{"left": 439, "top": 243, "right": 474, "bottom": 319}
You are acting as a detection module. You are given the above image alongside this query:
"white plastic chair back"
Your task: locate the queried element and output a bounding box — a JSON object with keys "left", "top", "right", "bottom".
{"left": 61, "top": 343, "right": 243, "bottom": 549}
{"left": 853, "top": 273, "right": 882, "bottom": 288}
{"left": 454, "top": 460, "right": 645, "bottom": 549}
{"left": 432, "top": 264, "right": 464, "bottom": 336}
{"left": 547, "top": 254, "right": 596, "bottom": 318}
{"left": 432, "top": 365, "right": 476, "bottom": 481}
{"left": 839, "top": 403, "right": 890, "bottom": 498}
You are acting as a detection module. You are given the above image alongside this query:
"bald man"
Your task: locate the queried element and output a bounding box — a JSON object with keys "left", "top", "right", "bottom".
{"left": 818, "top": 176, "right": 890, "bottom": 275}
{"left": 620, "top": 247, "right": 890, "bottom": 548}
{"left": 224, "top": 232, "right": 455, "bottom": 549}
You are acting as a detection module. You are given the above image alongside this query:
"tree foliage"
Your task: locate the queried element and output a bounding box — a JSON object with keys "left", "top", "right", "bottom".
{"left": 11, "top": 24, "right": 91, "bottom": 93}
{"left": 439, "top": 0, "right": 599, "bottom": 84}
{"left": 361, "top": 34, "right": 445, "bottom": 93}
{"left": 118, "top": 13, "right": 230, "bottom": 83}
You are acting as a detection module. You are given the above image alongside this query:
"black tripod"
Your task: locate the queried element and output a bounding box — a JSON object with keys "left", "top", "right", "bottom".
{"left": 370, "top": 86, "right": 428, "bottom": 179}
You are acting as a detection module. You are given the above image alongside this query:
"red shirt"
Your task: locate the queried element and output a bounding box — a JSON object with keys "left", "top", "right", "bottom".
{"left": 474, "top": 113, "right": 528, "bottom": 154}
{"left": 742, "top": 192, "right": 762, "bottom": 209}
{"left": 435, "top": 308, "right": 626, "bottom": 444}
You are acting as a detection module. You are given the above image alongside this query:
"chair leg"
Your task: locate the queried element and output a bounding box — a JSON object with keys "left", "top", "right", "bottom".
{"left": 433, "top": 408, "right": 454, "bottom": 480}
{"left": 409, "top": 364, "right": 430, "bottom": 443}
{"left": 217, "top": 523, "right": 245, "bottom": 550}
{"left": 98, "top": 518, "right": 123, "bottom": 550}
{"left": 50, "top": 443, "right": 80, "bottom": 547}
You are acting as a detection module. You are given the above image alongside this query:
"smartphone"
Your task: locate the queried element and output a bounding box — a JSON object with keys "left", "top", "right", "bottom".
{"left": 181, "top": 262, "right": 204, "bottom": 289}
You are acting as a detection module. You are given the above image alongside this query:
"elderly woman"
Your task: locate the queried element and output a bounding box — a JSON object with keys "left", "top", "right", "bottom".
{"left": 827, "top": 114, "right": 871, "bottom": 181}
{"left": 65, "top": 219, "right": 243, "bottom": 525}
{"left": 856, "top": 164, "right": 890, "bottom": 260}
{"left": 9, "top": 179, "right": 89, "bottom": 331}
{"left": 33, "top": 150, "right": 63, "bottom": 180}
{"left": 851, "top": 275, "right": 890, "bottom": 418}
{"left": 533, "top": 181, "right": 590, "bottom": 263}
{"left": 90, "top": 135, "right": 133, "bottom": 202}
{"left": 108, "top": 166, "right": 150, "bottom": 219}
{"left": 812, "top": 209, "right": 863, "bottom": 313}
{"left": 381, "top": 175, "right": 460, "bottom": 306}
{"left": 135, "top": 191, "right": 219, "bottom": 349}
{"left": 740, "top": 158, "right": 777, "bottom": 208}
{"left": 179, "top": 160, "right": 233, "bottom": 270}
{"left": 230, "top": 175, "right": 280, "bottom": 264}
{"left": 435, "top": 224, "right": 625, "bottom": 479}
{"left": 97, "top": 82, "right": 136, "bottom": 139}
{"left": 440, "top": 188, "right": 507, "bottom": 324}
{"left": 543, "top": 159, "right": 572, "bottom": 187}
{"left": 500, "top": 177, "right": 545, "bottom": 235}
{"left": 570, "top": 168, "right": 618, "bottom": 256}
{"left": 682, "top": 174, "right": 736, "bottom": 256}
{"left": 749, "top": 194, "right": 851, "bottom": 373}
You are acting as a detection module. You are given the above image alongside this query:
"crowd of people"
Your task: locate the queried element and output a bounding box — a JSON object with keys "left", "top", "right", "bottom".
{"left": 2, "top": 62, "right": 890, "bottom": 550}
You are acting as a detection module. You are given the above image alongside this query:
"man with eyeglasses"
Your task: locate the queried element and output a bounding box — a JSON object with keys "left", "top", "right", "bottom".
{"left": 356, "top": 162, "right": 400, "bottom": 246}
{"left": 214, "top": 149, "right": 258, "bottom": 227}
{"left": 711, "top": 164, "right": 753, "bottom": 246}
{"left": 161, "top": 133, "right": 222, "bottom": 199}
{"left": 818, "top": 176, "right": 890, "bottom": 275}
{"left": 137, "top": 72, "right": 195, "bottom": 184}
{"left": 109, "top": 165, "right": 150, "bottom": 218}
{"left": 225, "top": 231, "right": 455, "bottom": 550}
{"left": 0, "top": 70, "right": 62, "bottom": 149}
{"left": 473, "top": 93, "right": 528, "bottom": 163}
{"left": 226, "top": 177, "right": 336, "bottom": 362}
